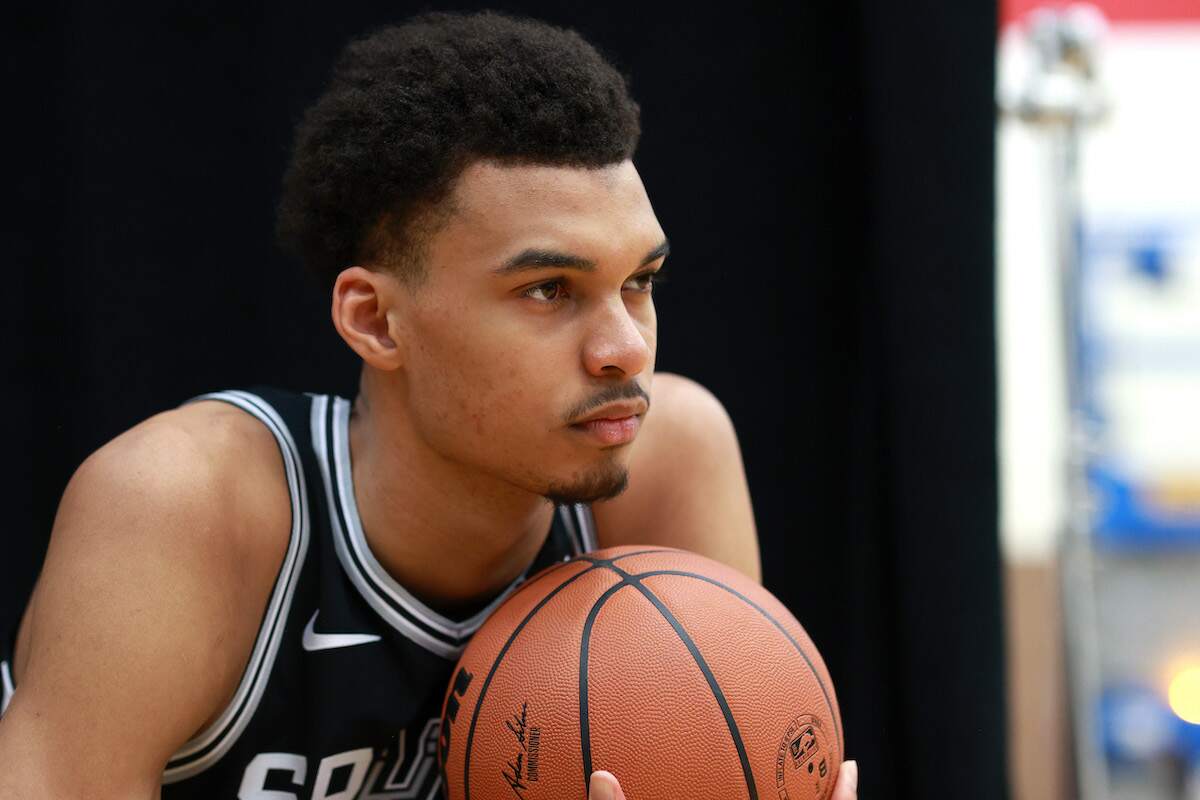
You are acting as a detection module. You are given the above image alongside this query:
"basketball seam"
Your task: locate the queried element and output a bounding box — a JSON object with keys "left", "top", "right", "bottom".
{"left": 460, "top": 562, "right": 600, "bottom": 800}
{"left": 580, "top": 563, "right": 758, "bottom": 800}
{"left": 579, "top": 548, "right": 674, "bottom": 567}
{"left": 634, "top": 569, "right": 844, "bottom": 759}
{"left": 458, "top": 550, "right": 815, "bottom": 800}
{"left": 577, "top": 579, "right": 645, "bottom": 792}
{"left": 600, "top": 563, "right": 759, "bottom": 800}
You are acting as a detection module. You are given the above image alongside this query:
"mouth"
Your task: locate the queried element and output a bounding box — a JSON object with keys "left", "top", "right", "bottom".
{"left": 569, "top": 414, "right": 642, "bottom": 446}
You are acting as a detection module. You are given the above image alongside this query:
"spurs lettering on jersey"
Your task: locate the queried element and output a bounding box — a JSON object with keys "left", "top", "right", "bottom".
{"left": 237, "top": 719, "right": 442, "bottom": 800}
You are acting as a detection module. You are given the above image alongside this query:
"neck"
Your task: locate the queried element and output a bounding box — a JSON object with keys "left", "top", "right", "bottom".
{"left": 347, "top": 368, "right": 555, "bottom": 616}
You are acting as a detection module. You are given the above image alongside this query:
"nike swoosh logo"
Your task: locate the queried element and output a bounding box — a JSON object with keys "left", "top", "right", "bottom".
{"left": 302, "top": 610, "right": 382, "bottom": 652}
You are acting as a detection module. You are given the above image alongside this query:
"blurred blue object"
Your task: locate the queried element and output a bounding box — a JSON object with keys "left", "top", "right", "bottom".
{"left": 1090, "top": 462, "right": 1200, "bottom": 550}
{"left": 1181, "top": 714, "right": 1200, "bottom": 761}
{"left": 1101, "top": 684, "right": 1175, "bottom": 764}
{"left": 1101, "top": 684, "right": 1200, "bottom": 764}
{"left": 1130, "top": 242, "right": 1170, "bottom": 285}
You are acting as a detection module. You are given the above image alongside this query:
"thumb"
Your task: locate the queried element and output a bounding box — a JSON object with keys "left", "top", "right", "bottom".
{"left": 588, "top": 770, "right": 627, "bottom": 800}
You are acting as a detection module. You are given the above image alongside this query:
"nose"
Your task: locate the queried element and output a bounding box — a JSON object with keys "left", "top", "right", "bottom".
{"left": 581, "top": 297, "right": 654, "bottom": 379}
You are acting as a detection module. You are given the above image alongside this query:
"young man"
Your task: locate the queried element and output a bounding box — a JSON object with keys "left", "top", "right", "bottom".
{"left": 0, "top": 11, "right": 856, "bottom": 799}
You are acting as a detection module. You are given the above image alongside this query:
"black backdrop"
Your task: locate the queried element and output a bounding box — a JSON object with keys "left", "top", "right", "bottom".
{"left": 5, "top": 2, "right": 1006, "bottom": 797}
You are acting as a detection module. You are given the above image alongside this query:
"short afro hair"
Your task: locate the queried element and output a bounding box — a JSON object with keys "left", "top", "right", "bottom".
{"left": 276, "top": 11, "right": 642, "bottom": 288}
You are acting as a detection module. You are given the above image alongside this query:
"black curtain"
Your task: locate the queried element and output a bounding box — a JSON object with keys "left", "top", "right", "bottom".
{"left": 6, "top": 3, "right": 1005, "bottom": 797}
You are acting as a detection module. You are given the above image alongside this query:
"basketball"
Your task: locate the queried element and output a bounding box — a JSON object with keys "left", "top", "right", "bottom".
{"left": 437, "top": 546, "right": 843, "bottom": 800}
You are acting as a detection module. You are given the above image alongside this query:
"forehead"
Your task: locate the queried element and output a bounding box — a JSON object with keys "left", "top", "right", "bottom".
{"left": 434, "top": 159, "right": 662, "bottom": 263}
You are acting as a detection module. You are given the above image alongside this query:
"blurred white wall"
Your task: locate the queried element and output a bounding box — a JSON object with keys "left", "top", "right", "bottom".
{"left": 996, "top": 20, "right": 1200, "bottom": 564}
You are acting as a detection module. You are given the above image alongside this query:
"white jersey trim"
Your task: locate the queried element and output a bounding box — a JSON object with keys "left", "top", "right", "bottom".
{"left": 314, "top": 396, "right": 539, "bottom": 659}
{"left": 558, "top": 503, "right": 599, "bottom": 554}
{"left": 163, "top": 390, "right": 311, "bottom": 783}
{"left": 1, "top": 660, "right": 13, "bottom": 715}
{"left": 576, "top": 502, "right": 599, "bottom": 551}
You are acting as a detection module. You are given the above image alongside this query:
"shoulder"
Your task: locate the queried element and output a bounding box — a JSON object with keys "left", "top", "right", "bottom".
{"left": 67, "top": 399, "right": 291, "bottom": 568}
{"left": 75, "top": 397, "right": 280, "bottom": 492}
{"left": 21, "top": 396, "right": 293, "bottom": 679}
{"left": 2, "top": 399, "right": 292, "bottom": 792}
{"left": 643, "top": 372, "right": 737, "bottom": 447}
{"left": 44, "top": 397, "right": 294, "bottom": 648}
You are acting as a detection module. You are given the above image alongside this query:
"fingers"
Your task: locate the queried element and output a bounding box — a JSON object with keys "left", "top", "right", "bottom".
{"left": 586, "top": 764, "right": 852, "bottom": 800}
{"left": 831, "top": 760, "right": 858, "bottom": 800}
{"left": 588, "top": 770, "right": 627, "bottom": 800}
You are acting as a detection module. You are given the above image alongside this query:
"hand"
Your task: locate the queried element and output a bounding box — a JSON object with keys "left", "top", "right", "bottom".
{"left": 588, "top": 761, "right": 857, "bottom": 800}
{"left": 588, "top": 771, "right": 626, "bottom": 800}
{"left": 831, "top": 760, "right": 859, "bottom": 800}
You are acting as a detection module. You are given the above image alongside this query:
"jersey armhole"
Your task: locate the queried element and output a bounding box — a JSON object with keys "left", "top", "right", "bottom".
{"left": 162, "top": 390, "right": 312, "bottom": 784}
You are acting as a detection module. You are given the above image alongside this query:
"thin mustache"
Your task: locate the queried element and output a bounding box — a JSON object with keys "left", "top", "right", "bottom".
{"left": 566, "top": 383, "right": 650, "bottom": 424}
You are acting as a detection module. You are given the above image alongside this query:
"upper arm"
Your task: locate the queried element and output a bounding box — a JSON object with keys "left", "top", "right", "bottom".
{"left": 591, "top": 373, "right": 761, "bottom": 582}
{"left": 0, "top": 404, "right": 289, "bottom": 798}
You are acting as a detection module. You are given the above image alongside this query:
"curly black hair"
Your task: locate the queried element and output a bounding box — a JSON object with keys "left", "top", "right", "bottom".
{"left": 276, "top": 11, "right": 642, "bottom": 288}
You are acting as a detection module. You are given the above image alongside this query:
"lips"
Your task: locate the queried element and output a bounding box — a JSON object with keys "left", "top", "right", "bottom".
{"left": 572, "top": 400, "right": 647, "bottom": 425}
{"left": 571, "top": 414, "right": 641, "bottom": 446}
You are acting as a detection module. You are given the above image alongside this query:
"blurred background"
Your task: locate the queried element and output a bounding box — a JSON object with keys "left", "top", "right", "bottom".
{"left": 997, "top": 1, "right": 1200, "bottom": 798}
{"left": 3, "top": 0, "right": 1195, "bottom": 798}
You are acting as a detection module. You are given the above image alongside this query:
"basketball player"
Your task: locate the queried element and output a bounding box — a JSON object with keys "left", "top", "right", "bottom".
{"left": 0, "top": 12, "right": 856, "bottom": 799}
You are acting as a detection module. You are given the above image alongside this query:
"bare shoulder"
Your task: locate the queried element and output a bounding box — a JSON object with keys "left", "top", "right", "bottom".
{"left": 592, "top": 372, "right": 761, "bottom": 581}
{"left": 142, "top": 398, "right": 293, "bottom": 546}
{"left": 632, "top": 372, "right": 742, "bottom": 489}
{"left": 0, "top": 400, "right": 291, "bottom": 795}
{"left": 645, "top": 372, "right": 735, "bottom": 434}
{"left": 49, "top": 399, "right": 292, "bottom": 592}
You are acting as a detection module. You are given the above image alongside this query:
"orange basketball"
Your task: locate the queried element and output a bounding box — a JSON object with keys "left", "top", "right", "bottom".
{"left": 437, "top": 546, "right": 843, "bottom": 800}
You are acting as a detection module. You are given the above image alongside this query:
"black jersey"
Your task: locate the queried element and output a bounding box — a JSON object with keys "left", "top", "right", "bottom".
{"left": 1, "top": 387, "right": 598, "bottom": 799}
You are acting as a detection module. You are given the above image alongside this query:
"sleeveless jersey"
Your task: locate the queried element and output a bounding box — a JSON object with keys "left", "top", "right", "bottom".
{"left": 1, "top": 387, "right": 598, "bottom": 799}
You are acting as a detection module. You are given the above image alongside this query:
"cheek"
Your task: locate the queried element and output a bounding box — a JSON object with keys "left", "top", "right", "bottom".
{"left": 407, "top": 307, "right": 567, "bottom": 444}
{"left": 639, "top": 304, "right": 659, "bottom": 365}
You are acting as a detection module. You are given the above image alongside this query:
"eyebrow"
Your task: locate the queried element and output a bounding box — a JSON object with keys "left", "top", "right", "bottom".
{"left": 491, "top": 238, "right": 670, "bottom": 276}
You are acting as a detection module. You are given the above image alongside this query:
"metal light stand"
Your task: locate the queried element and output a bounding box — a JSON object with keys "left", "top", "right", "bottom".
{"left": 1000, "top": 6, "right": 1110, "bottom": 799}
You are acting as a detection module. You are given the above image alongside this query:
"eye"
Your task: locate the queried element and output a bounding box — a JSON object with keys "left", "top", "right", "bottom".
{"left": 625, "top": 269, "right": 667, "bottom": 292}
{"left": 523, "top": 279, "right": 568, "bottom": 305}
{"left": 521, "top": 269, "right": 666, "bottom": 307}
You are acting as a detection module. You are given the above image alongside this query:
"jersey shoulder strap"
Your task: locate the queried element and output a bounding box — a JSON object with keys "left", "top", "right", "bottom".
{"left": 165, "top": 388, "right": 313, "bottom": 782}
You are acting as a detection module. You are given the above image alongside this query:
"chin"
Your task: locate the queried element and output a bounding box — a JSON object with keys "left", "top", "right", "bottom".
{"left": 542, "top": 462, "right": 630, "bottom": 506}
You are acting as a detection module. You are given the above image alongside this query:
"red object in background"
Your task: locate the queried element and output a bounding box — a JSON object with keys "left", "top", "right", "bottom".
{"left": 1002, "top": 0, "right": 1200, "bottom": 27}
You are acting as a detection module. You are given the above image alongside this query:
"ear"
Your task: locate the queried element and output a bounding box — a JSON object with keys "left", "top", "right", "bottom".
{"left": 331, "top": 266, "right": 405, "bottom": 370}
